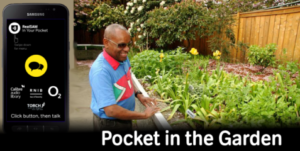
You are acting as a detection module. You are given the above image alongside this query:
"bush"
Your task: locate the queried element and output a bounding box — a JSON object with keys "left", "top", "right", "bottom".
{"left": 130, "top": 47, "right": 189, "bottom": 78}
{"left": 89, "top": 3, "right": 126, "bottom": 31}
{"left": 247, "top": 43, "right": 277, "bottom": 71}
{"left": 74, "top": 0, "right": 104, "bottom": 30}
{"left": 145, "top": 0, "right": 212, "bottom": 47}
{"left": 124, "top": 0, "right": 180, "bottom": 48}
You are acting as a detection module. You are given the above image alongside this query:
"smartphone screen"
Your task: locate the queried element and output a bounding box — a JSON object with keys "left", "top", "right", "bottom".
{"left": 3, "top": 4, "right": 69, "bottom": 132}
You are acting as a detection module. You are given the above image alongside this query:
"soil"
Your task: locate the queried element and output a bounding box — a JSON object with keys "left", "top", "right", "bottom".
{"left": 204, "top": 59, "right": 299, "bottom": 82}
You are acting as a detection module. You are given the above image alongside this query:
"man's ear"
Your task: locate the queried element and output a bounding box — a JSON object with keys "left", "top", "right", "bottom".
{"left": 103, "top": 38, "right": 109, "bottom": 47}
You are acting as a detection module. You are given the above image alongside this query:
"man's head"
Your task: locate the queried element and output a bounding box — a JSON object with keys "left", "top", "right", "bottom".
{"left": 103, "top": 24, "right": 131, "bottom": 62}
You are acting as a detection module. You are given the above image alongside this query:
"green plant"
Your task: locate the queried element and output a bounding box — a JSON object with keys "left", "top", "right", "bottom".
{"left": 279, "top": 61, "right": 300, "bottom": 75}
{"left": 138, "top": 47, "right": 300, "bottom": 129}
{"left": 145, "top": 0, "right": 213, "bottom": 48}
{"left": 130, "top": 48, "right": 189, "bottom": 79}
{"left": 125, "top": 0, "right": 180, "bottom": 49}
{"left": 149, "top": 68, "right": 176, "bottom": 99}
{"left": 278, "top": 48, "right": 300, "bottom": 75}
{"left": 167, "top": 73, "right": 198, "bottom": 120}
{"left": 191, "top": 94, "right": 223, "bottom": 129}
{"left": 128, "top": 47, "right": 139, "bottom": 60}
{"left": 206, "top": 3, "right": 236, "bottom": 59}
{"left": 131, "top": 50, "right": 161, "bottom": 78}
{"left": 247, "top": 43, "right": 277, "bottom": 72}
{"left": 74, "top": 0, "right": 104, "bottom": 30}
{"left": 89, "top": 3, "right": 126, "bottom": 31}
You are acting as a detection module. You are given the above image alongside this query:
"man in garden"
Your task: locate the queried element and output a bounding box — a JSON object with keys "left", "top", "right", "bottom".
{"left": 89, "top": 24, "right": 160, "bottom": 131}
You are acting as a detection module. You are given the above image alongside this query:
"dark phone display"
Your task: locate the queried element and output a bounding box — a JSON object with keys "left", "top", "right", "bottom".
{"left": 5, "top": 19, "right": 67, "bottom": 122}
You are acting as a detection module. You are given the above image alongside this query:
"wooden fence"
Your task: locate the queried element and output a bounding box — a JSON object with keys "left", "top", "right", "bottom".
{"left": 74, "top": 5, "right": 300, "bottom": 63}
{"left": 231, "top": 5, "right": 300, "bottom": 63}
{"left": 74, "top": 29, "right": 105, "bottom": 44}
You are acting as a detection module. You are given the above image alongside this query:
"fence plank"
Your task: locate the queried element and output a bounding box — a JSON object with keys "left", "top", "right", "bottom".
{"left": 282, "top": 14, "right": 294, "bottom": 60}
{"left": 237, "top": 18, "right": 245, "bottom": 62}
{"left": 267, "top": 15, "right": 276, "bottom": 45}
{"left": 287, "top": 13, "right": 300, "bottom": 62}
{"left": 254, "top": 17, "right": 261, "bottom": 45}
{"left": 263, "top": 16, "right": 271, "bottom": 47}
{"left": 244, "top": 18, "right": 252, "bottom": 62}
{"left": 277, "top": 15, "right": 288, "bottom": 60}
{"left": 233, "top": 13, "right": 239, "bottom": 63}
{"left": 250, "top": 17, "right": 256, "bottom": 45}
{"left": 259, "top": 17, "right": 266, "bottom": 47}
{"left": 273, "top": 15, "right": 281, "bottom": 60}
{"left": 293, "top": 14, "right": 300, "bottom": 63}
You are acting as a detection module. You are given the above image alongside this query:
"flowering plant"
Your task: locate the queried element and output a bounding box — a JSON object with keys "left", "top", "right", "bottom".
{"left": 213, "top": 50, "right": 221, "bottom": 60}
{"left": 190, "top": 48, "right": 199, "bottom": 55}
{"left": 160, "top": 53, "right": 164, "bottom": 62}
{"left": 74, "top": 0, "right": 103, "bottom": 30}
{"left": 125, "top": 0, "right": 180, "bottom": 49}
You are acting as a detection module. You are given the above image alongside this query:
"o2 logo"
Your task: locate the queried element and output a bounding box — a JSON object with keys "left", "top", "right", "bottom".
{"left": 9, "top": 22, "right": 21, "bottom": 34}
{"left": 48, "top": 86, "right": 61, "bottom": 99}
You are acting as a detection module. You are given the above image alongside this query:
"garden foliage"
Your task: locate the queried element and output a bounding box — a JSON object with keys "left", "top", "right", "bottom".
{"left": 74, "top": 0, "right": 104, "bottom": 30}
{"left": 124, "top": 0, "right": 180, "bottom": 48}
{"left": 146, "top": 0, "right": 213, "bottom": 47}
{"left": 247, "top": 43, "right": 277, "bottom": 71}
{"left": 89, "top": 3, "right": 126, "bottom": 30}
{"left": 130, "top": 47, "right": 189, "bottom": 79}
{"left": 135, "top": 49, "right": 300, "bottom": 129}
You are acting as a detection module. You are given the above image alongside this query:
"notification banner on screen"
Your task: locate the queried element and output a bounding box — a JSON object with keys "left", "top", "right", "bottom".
{"left": 5, "top": 19, "right": 67, "bottom": 122}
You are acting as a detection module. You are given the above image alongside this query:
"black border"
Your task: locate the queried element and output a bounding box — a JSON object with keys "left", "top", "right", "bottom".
{"left": 2, "top": 3, "right": 69, "bottom": 133}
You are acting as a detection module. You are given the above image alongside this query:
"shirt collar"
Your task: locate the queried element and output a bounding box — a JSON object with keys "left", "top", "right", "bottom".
{"left": 103, "top": 48, "right": 121, "bottom": 70}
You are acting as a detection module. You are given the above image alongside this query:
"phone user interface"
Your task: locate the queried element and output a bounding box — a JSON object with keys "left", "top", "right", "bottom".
{"left": 5, "top": 19, "right": 67, "bottom": 123}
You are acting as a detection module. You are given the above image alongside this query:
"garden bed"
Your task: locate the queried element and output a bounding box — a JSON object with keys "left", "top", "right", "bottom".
{"left": 137, "top": 79, "right": 192, "bottom": 130}
{"left": 136, "top": 59, "right": 300, "bottom": 130}
{"left": 130, "top": 49, "right": 300, "bottom": 130}
{"left": 204, "top": 59, "right": 299, "bottom": 82}
{"left": 76, "top": 48, "right": 300, "bottom": 130}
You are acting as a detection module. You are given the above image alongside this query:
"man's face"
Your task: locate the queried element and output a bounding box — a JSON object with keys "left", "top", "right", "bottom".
{"left": 104, "top": 29, "right": 131, "bottom": 62}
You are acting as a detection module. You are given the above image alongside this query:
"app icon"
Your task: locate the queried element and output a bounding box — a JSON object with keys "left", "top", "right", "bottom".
{"left": 9, "top": 22, "right": 21, "bottom": 34}
{"left": 25, "top": 55, "right": 48, "bottom": 77}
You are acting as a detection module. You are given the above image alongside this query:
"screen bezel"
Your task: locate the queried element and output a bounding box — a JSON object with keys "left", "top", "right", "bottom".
{"left": 2, "top": 4, "right": 69, "bottom": 133}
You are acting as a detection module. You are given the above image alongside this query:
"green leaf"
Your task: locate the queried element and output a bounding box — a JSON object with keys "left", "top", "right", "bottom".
{"left": 167, "top": 104, "right": 181, "bottom": 121}
{"left": 160, "top": 106, "right": 171, "bottom": 113}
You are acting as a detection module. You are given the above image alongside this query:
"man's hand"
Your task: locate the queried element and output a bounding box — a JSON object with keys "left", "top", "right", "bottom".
{"left": 137, "top": 94, "right": 157, "bottom": 107}
{"left": 144, "top": 103, "right": 160, "bottom": 118}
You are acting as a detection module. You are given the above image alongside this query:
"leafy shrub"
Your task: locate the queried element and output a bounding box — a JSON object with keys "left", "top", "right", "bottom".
{"left": 89, "top": 3, "right": 126, "bottom": 31}
{"left": 247, "top": 43, "right": 277, "bottom": 71}
{"left": 130, "top": 47, "right": 189, "bottom": 78}
{"left": 74, "top": 0, "right": 104, "bottom": 30}
{"left": 145, "top": 0, "right": 213, "bottom": 47}
{"left": 124, "top": 0, "right": 180, "bottom": 49}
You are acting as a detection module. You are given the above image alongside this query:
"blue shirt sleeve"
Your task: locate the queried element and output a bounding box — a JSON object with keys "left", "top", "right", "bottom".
{"left": 90, "top": 68, "right": 116, "bottom": 110}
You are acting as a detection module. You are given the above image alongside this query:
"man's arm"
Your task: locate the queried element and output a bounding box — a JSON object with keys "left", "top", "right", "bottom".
{"left": 133, "top": 85, "right": 157, "bottom": 106}
{"left": 103, "top": 85, "right": 160, "bottom": 120}
{"left": 104, "top": 104, "right": 159, "bottom": 120}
